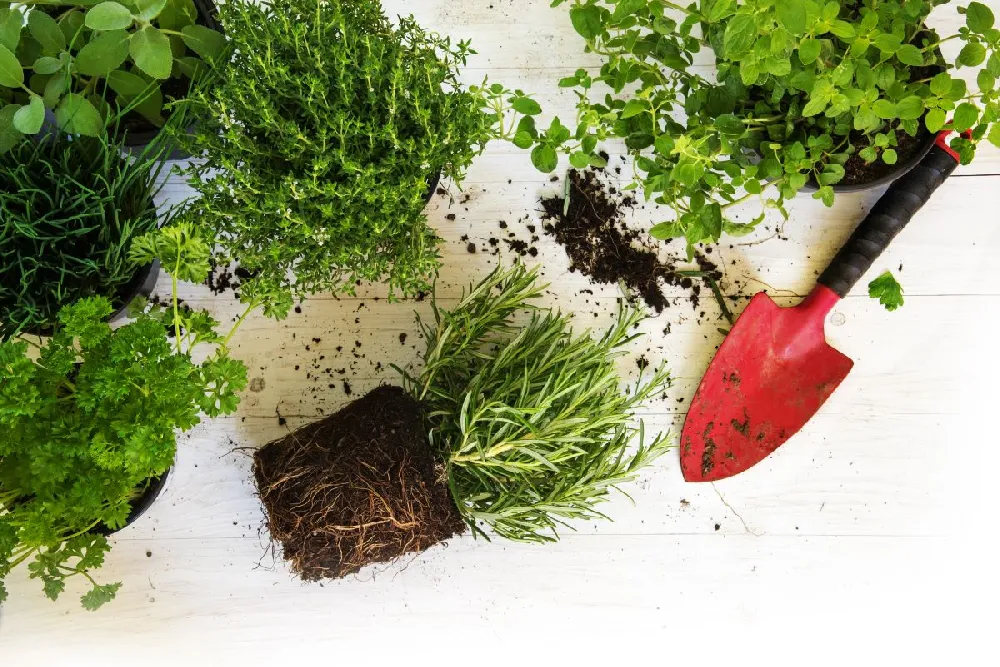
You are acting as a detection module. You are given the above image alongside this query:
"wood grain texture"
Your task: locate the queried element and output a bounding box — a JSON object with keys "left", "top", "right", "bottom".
{"left": 2, "top": 1, "right": 999, "bottom": 662}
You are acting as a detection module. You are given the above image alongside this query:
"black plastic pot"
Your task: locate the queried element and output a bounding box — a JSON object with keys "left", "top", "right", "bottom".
{"left": 29, "top": 260, "right": 160, "bottom": 338}
{"left": 802, "top": 128, "right": 937, "bottom": 193}
{"left": 423, "top": 171, "right": 442, "bottom": 206}
{"left": 91, "top": 468, "right": 172, "bottom": 537}
{"left": 122, "top": 0, "right": 223, "bottom": 158}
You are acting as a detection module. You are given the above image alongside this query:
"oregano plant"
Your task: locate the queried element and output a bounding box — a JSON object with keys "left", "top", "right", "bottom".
{"left": 0, "top": 0, "right": 225, "bottom": 148}
{"left": 518, "top": 0, "right": 1000, "bottom": 252}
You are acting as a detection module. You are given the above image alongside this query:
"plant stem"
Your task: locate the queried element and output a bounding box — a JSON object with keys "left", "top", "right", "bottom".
{"left": 222, "top": 299, "right": 259, "bottom": 349}
{"left": 172, "top": 259, "right": 182, "bottom": 351}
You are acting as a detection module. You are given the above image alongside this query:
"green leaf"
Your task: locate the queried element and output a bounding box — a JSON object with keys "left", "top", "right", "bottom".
{"left": 12, "top": 95, "right": 44, "bottom": 134}
{"left": 531, "top": 144, "right": 558, "bottom": 172}
{"left": 512, "top": 130, "right": 534, "bottom": 149}
{"left": 895, "top": 44, "right": 923, "bottom": 66}
{"left": 569, "top": 5, "right": 602, "bottom": 40}
{"left": 511, "top": 96, "right": 542, "bottom": 116}
{"left": 829, "top": 21, "right": 856, "bottom": 41}
{"left": 74, "top": 30, "right": 130, "bottom": 77}
{"left": 895, "top": 95, "right": 923, "bottom": 121}
{"left": 107, "top": 69, "right": 150, "bottom": 97}
{"left": 798, "top": 38, "right": 821, "bottom": 65}
{"left": 723, "top": 13, "right": 757, "bottom": 58}
{"left": 28, "top": 10, "right": 66, "bottom": 56}
{"left": 925, "top": 108, "right": 947, "bottom": 133}
{"left": 0, "top": 43, "right": 23, "bottom": 88}
{"left": 620, "top": 99, "right": 647, "bottom": 119}
{"left": 54, "top": 93, "right": 104, "bottom": 136}
{"left": 179, "top": 25, "right": 226, "bottom": 64}
{"left": 802, "top": 95, "right": 828, "bottom": 117}
{"left": 818, "top": 163, "right": 845, "bottom": 185}
{"left": 882, "top": 148, "right": 897, "bottom": 165}
{"left": 957, "top": 43, "right": 987, "bottom": 68}
{"left": 977, "top": 69, "right": 996, "bottom": 93}
{"left": 33, "top": 56, "right": 62, "bottom": 75}
{"left": 965, "top": 2, "right": 995, "bottom": 33}
{"left": 569, "top": 151, "right": 590, "bottom": 169}
{"left": 0, "top": 8, "right": 22, "bottom": 53}
{"left": 930, "top": 72, "right": 952, "bottom": 97}
{"left": 135, "top": 0, "right": 169, "bottom": 22}
{"left": 776, "top": 0, "right": 807, "bottom": 36}
{"left": 612, "top": 0, "right": 645, "bottom": 21}
{"left": 715, "top": 113, "right": 745, "bottom": 137}
{"left": 868, "top": 271, "right": 904, "bottom": 311}
{"left": 700, "top": 203, "right": 723, "bottom": 240}
{"left": 81, "top": 582, "right": 121, "bottom": 611}
{"left": 953, "top": 102, "right": 979, "bottom": 132}
{"left": 131, "top": 26, "right": 173, "bottom": 79}
{"left": 0, "top": 104, "right": 21, "bottom": 153}
{"left": 705, "top": 0, "right": 736, "bottom": 23}
{"left": 43, "top": 69, "right": 69, "bottom": 108}
{"left": 872, "top": 99, "right": 896, "bottom": 119}
{"left": 987, "top": 123, "right": 1000, "bottom": 148}
{"left": 85, "top": 2, "right": 134, "bottom": 31}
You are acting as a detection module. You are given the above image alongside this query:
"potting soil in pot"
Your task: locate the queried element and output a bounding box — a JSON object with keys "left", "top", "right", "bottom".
{"left": 253, "top": 386, "right": 465, "bottom": 579}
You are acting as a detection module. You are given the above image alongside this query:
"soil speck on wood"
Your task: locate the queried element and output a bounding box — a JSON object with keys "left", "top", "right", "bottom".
{"left": 253, "top": 386, "right": 464, "bottom": 580}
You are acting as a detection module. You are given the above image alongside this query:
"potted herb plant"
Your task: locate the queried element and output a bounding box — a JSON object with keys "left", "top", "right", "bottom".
{"left": 518, "top": 0, "right": 1000, "bottom": 250}
{"left": 253, "top": 263, "right": 671, "bottom": 579}
{"left": 0, "top": 222, "right": 286, "bottom": 609}
{"left": 0, "top": 129, "right": 166, "bottom": 339}
{"left": 176, "top": 0, "right": 534, "bottom": 301}
{"left": 0, "top": 0, "right": 225, "bottom": 148}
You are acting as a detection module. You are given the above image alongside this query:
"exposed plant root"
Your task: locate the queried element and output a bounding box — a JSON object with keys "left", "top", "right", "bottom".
{"left": 253, "top": 386, "right": 465, "bottom": 580}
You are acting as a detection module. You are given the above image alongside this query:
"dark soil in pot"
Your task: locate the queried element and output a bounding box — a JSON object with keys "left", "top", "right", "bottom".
{"left": 835, "top": 125, "right": 936, "bottom": 190}
{"left": 253, "top": 385, "right": 465, "bottom": 580}
{"left": 91, "top": 467, "right": 171, "bottom": 537}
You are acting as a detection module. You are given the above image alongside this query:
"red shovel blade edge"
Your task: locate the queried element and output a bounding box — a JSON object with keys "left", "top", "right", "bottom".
{"left": 680, "top": 287, "right": 855, "bottom": 482}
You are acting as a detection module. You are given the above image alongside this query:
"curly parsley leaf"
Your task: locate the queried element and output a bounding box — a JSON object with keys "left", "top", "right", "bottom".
{"left": 868, "top": 271, "right": 904, "bottom": 312}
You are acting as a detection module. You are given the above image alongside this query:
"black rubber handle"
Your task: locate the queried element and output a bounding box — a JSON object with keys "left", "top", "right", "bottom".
{"left": 818, "top": 142, "right": 959, "bottom": 297}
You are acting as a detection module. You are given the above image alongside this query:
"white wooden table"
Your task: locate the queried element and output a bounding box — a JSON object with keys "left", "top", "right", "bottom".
{"left": 2, "top": 2, "right": 999, "bottom": 662}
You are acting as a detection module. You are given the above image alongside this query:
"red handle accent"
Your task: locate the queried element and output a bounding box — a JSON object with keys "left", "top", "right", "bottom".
{"left": 934, "top": 128, "right": 972, "bottom": 164}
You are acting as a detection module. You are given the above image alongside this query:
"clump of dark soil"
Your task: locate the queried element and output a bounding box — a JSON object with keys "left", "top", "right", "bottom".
{"left": 253, "top": 386, "right": 465, "bottom": 580}
{"left": 206, "top": 261, "right": 256, "bottom": 296}
{"left": 540, "top": 169, "right": 720, "bottom": 312}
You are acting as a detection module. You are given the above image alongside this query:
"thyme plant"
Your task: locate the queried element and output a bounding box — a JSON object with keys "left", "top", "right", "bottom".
{"left": 178, "top": 0, "right": 532, "bottom": 301}
{"left": 402, "top": 264, "right": 672, "bottom": 542}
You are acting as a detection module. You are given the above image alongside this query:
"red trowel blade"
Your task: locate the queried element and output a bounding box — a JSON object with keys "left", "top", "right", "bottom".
{"left": 680, "top": 286, "right": 855, "bottom": 482}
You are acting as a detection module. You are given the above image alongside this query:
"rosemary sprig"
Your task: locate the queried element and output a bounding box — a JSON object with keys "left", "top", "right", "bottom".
{"left": 400, "top": 263, "right": 673, "bottom": 543}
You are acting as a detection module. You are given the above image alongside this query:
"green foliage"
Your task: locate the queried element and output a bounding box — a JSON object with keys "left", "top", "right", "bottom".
{"left": 177, "top": 0, "right": 511, "bottom": 302}
{"left": 0, "top": 0, "right": 224, "bottom": 147}
{"left": 0, "top": 287, "right": 247, "bottom": 609}
{"left": 868, "top": 270, "right": 904, "bottom": 311}
{"left": 400, "top": 263, "right": 672, "bottom": 542}
{"left": 523, "top": 0, "right": 1000, "bottom": 251}
{"left": 0, "top": 130, "right": 163, "bottom": 338}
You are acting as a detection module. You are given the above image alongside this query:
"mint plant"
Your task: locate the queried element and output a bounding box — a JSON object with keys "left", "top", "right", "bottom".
{"left": 0, "top": 221, "right": 281, "bottom": 610}
{"left": 521, "top": 0, "right": 1000, "bottom": 251}
{"left": 0, "top": 0, "right": 225, "bottom": 146}
{"left": 176, "top": 0, "right": 533, "bottom": 301}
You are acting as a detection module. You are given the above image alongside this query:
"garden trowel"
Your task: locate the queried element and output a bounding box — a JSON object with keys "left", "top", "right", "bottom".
{"left": 680, "top": 131, "right": 963, "bottom": 482}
